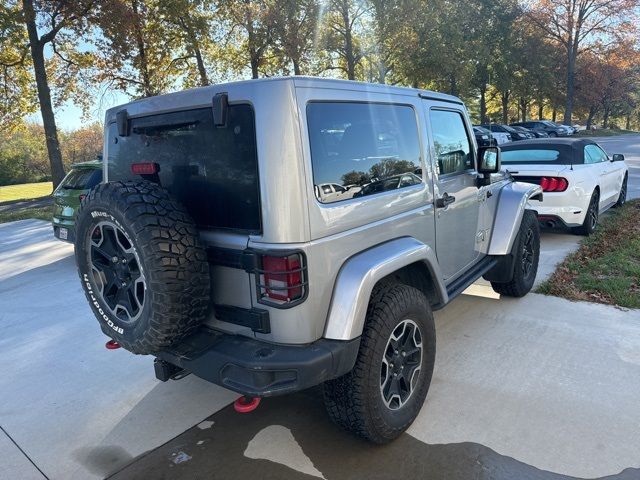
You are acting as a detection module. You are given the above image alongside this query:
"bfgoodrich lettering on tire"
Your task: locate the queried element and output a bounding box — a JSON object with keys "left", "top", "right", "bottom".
{"left": 322, "top": 284, "right": 436, "bottom": 443}
{"left": 74, "top": 181, "right": 210, "bottom": 354}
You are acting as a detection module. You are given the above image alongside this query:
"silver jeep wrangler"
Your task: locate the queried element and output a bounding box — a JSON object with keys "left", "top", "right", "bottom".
{"left": 74, "top": 77, "right": 542, "bottom": 443}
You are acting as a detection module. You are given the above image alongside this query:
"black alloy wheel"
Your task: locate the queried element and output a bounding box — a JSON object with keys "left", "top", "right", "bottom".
{"left": 89, "top": 221, "right": 146, "bottom": 323}
{"left": 521, "top": 228, "right": 535, "bottom": 279}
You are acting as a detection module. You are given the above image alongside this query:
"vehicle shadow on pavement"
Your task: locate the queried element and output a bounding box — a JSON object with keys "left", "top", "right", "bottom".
{"left": 107, "top": 389, "right": 639, "bottom": 480}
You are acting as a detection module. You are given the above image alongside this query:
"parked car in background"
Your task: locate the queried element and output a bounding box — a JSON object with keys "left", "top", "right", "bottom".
{"left": 52, "top": 160, "right": 103, "bottom": 242}
{"left": 559, "top": 124, "right": 576, "bottom": 135}
{"left": 473, "top": 126, "right": 496, "bottom": 147}
{"left": 501, "top": 138, "right": 628, "bottom": 235}
{"left": 511, "top": 120, "right": 569, "bottom": 137}
{"left": 509, "top": 126, "right": 536, "bottom": 139}
{"left": 480, "top": 124, "right": 529, "bottom": 141}
{"left": 509, "top": 124, "right": 549, "bottom": 138}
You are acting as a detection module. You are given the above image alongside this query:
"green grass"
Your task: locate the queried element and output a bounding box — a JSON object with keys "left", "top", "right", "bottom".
{"left": 537, "top": 200, "right": 640, "bottom": 309}
{"left": 575, "top": 129, "right": 638, "bottom": 137}
{"left": 0, "top": 206, "right": 53, "bottom": 224}
{"left": 0, "top": 182, "right": 53, "bottom": 203}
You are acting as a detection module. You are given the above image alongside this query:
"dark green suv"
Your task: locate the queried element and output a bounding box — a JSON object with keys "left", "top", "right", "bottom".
{"left": 52, "top": 160, "right": 102, "bottom": 242}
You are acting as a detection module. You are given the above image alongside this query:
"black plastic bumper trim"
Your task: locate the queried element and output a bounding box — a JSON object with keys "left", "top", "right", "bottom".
{"left": 214, "top": 304, "right": 270, "bottom": 333}
{"left": 156, "top": 329, "right": 360, "bottom": 397}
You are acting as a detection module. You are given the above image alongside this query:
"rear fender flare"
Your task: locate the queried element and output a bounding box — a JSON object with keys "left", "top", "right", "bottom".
{"left": 323, "top": 237, "right": 447, "bottom": 341}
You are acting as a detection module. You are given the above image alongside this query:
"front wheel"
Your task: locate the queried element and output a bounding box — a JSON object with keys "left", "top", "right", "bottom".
{"left": 491, "top": 210, "right": 540, "bottom": 297}
{"left": 614, "top": 175, "right": 628, "bottom": 207}
{"left": 323, "top": 284, "right": 435, "bottom": 443}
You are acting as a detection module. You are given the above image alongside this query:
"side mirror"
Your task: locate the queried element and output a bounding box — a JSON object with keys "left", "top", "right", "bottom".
{"left": 612, "top": 153, "right": 625, "bottom": 162}
{"left": 478, "top": 146, "right": 501, "bottom": 174}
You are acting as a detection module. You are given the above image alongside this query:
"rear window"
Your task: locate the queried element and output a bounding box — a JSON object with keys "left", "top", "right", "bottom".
{"left": 61, "top": 168, "right": 102, "bottom": 190}
{"left": 501, "top": 149, "right": 561, "bottom": 164}
{"left": 106, "top": 106, "right": 260, "bottom": 233}
{"left": 307, "top": 102, "right": 422, "bottom": 204}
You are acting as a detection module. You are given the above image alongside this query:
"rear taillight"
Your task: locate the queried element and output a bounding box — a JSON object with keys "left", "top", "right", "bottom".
{"left": 79, "top": 194, "right": 87, "bottom": 202}
{"left": 258, "top": 253, "right": 306, "bottom": 305}
{"left": 131, "top": 162, "right": 159, "bottom": 175}
{"left": 539, "top": 177, "right": 568, "bottom": 192}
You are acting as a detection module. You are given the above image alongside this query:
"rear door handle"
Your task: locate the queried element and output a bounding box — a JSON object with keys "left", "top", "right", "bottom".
{"left": 435, "top": 193, "right": 456, "bottom": 208}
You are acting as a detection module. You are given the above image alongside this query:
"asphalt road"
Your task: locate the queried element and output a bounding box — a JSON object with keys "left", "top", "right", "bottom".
{"left": 1, "top": 135, "right": 640, "bottom": 480}
{"left": 591, "top": 134, "right": 640, "bottom": 200}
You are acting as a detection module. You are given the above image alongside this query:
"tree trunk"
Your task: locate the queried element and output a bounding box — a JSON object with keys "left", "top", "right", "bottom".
{"left": 292, "top": 58, "right": 301, "bottom": 75}
{"left": 501, "top": 91, "right": 510, "bottom": 124}
{"left": 625, "top": 114, "right": 631, "bottom": 130}
{"left": 519, "top": 98, "right": 529, "bottom": 122}
{"left": 563, "top": 42, "right": 578, "bottom": 124}
{"left": 250, "top": 56, "right": 259, "bottom": 79}
{"left": 22, "top": 0, "right": 65, "bottom": 188}
{"left": 603, "top": 107, "right": 610, "bottom": 129}
{"left": 193, "top": 43, "right": 209, "bottom": 86}
{"left": 552, "top": 106, "right": 557, "bottom": 122}
{"left": 378, "top": 62, "right": 386, "bottom": 84}
{"left": 537, "top": 101, "right": 544, "bottom": 120}
{"left": 586, "top": 106, "right": 597, "bottom": 130}
{"left": 337, "top": 0, "right": 356, "bottom": 80}
{"left": 131, "top": 0, "right": 153, "bottom": 96}
{"left": 449, "top": 75, "right": 457, "bottom": 97}
{"left": 479, "top": 83, "right": 487, "bottom": 124}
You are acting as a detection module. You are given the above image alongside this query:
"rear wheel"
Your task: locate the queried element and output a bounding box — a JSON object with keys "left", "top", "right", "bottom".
{"left": 549, "top": 131, "right": 557, "bottom": 137}
{"left": 614, "top": 175, "right": 628, "bottom": 207}
{"left": 572, "top": 190, "right": 599, "bottom": 236}
{"left": 323, "top": 284, "right": 435, "bottom": 443}
{"left": 491, "top": 210, "right": 540, "bottom": 297}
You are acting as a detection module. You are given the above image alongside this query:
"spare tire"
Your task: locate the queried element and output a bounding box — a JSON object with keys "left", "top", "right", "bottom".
{"left": 74, "top": 180, "right": 210, "bottom": 354}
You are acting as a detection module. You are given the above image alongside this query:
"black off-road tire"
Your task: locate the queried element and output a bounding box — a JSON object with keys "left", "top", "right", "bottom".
{"left": 322, "top": 284, "right": 436, "bottom": 444}
{"left": 491, "top": 210, "right": 540, "bottom": 297}
{"left": 74, "top": 181, "right": 210, "bottom": 354}
{"left": 572, "top": 190, "right": 599, "bottom": 236}
{"left": 614, "top": 174, "right": 628, "bottom": 208}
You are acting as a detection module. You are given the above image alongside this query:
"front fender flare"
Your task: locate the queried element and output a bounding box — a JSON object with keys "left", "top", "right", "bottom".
{"left": 323, "top": 237, "right": 447, "bottom": 341}
{"left": 488, "top": 181, "right": 543, "bottom": 255}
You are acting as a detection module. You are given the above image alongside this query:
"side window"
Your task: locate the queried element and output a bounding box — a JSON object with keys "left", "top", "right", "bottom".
{"left": 307, "top": 102, "right": 422, "bottom": 203}
{"left": 584, "top": 144, "right": 608, "bottom": 164}
{"left": 430, "top": 110, "right": 473, "bottom": 175}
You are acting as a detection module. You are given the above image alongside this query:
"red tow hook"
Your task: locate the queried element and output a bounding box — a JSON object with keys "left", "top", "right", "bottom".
{"left": 105, "top": 339, "right": 121, "bottom": 350}
{"left": 234, "top": 396, "right": 261, "bottom": 413}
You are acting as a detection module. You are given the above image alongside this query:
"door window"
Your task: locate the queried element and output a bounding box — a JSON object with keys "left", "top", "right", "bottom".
{"left": 584, "top": 144, "right": 608, "bottom": 164}
{"left": 430, "top": 110, "right": 473, "bottom": 175}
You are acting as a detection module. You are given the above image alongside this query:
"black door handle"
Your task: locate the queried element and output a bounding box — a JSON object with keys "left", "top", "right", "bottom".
{"left": 435, "top": 193, "right": 456, "bottom": 208}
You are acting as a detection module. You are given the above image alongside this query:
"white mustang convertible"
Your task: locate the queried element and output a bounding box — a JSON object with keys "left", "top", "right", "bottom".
{"left": 500, "top": 138, "right": 628, "bottom": 235}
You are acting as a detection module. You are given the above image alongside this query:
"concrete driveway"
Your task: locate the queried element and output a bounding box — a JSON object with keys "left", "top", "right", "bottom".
{"left": 1, "top": 135, "right": 639, "bottom": 480}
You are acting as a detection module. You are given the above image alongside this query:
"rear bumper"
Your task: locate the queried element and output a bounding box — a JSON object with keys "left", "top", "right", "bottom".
{"left": 155, "top": 329, "right": 360, "bottom": 397}
{"left": 52, "top": 221, "right": 75, "bottom": 243}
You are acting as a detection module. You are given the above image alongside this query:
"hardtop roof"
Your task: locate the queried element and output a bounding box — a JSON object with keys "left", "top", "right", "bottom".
{"left": 104, "top": 76, "right": 462, "bottom": 123}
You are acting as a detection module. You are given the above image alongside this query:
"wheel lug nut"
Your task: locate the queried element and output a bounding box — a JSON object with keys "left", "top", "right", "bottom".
{"left": 393, "top": 373, "right": 398, "bottom": 377}
{"left": 121, "top": 281, "right": 127, "bottom": 287}
{"left": 401, "top": 351, "right": 406, "bottom": 357}
{"left": 112, "top": 257, "right": 118, "bottom": 263}
{"left": 390, "top": 363, "right": 394, "bottom": 368}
